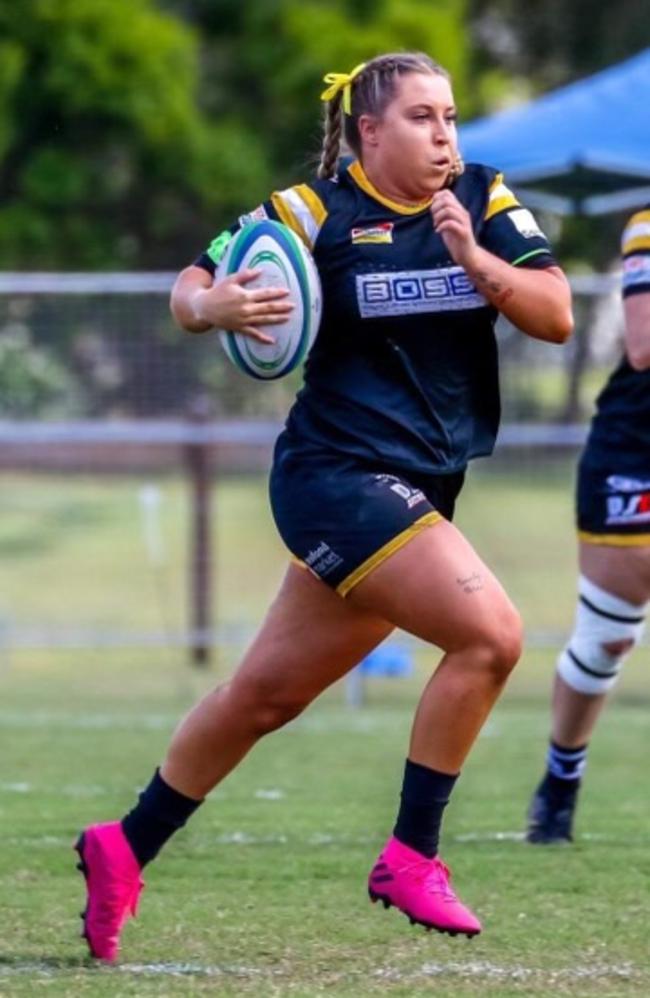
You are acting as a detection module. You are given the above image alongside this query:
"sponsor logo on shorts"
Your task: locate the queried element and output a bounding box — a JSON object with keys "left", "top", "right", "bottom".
{"left": 356, "top": 267, "right": 485, "bottom": 318}
{"left": 607, "top": 475, "right": 650, "bottom": 493}
{"left": 375, "top": 474, "right": 427, "bottom": 509}
{"left": 351, "top": 223, "right": 394, "bottom": 245}
{"left": 304, "top": 540, "right": 344, "bottom": 577}
{"left": 605, "top": 476, "right": 650, "bottom": 524}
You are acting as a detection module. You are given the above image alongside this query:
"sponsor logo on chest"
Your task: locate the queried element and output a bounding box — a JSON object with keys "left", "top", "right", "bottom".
{"left": 356, "top": 266, "right": 486, "bottom": 318}
{"left": 351, "top": 222, "right": 394, "bottom": 245}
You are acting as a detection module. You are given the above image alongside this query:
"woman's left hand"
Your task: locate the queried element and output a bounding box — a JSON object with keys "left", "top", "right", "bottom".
{"left": 431, "top": 190, "right": 478, "bottom": 270}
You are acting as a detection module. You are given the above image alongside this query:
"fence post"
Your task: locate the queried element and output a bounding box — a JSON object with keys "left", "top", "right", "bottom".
{"left": 184, "top": 397, "right": 213, "bottom": 667}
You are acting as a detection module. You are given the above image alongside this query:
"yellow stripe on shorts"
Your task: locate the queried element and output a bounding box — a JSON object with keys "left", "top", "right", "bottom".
{"left": 336, "top": 511, "right": 443, "bottom": 598}
{"left": 578, "top": 530, "right": 650, "bottom": 547}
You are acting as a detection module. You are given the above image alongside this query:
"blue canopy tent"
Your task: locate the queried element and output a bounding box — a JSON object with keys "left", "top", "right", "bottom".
{"left": 459, "top": 48, "right": 650, "bottom": 216}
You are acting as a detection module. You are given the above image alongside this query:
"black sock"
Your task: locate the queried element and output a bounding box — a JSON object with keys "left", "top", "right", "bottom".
{"left": 393, "top": 759, "right": 459, "bottom": 858}
{"left": 121, "top": 769, "right": 204, "bottom": 867}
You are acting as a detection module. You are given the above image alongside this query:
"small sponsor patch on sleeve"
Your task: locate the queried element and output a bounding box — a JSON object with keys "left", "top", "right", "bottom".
{"left": 206, "top": 230, "right": 233, "bottom": 265}
{"left": 622, "top": 252, "right": 650, "bottom": 292}
{"left": 507, "top": 208, "right": 545, "bottom": 240}
{"left": 238, "top": 205, "right": 269, "bottom": 227}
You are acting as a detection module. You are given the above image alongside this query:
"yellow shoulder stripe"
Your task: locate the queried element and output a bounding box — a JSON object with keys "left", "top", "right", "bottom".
{"left": 625, "top": 236, "right": 650, "bottom": 254}
{"left": 622, "top": 210, "right": 650, "bottom": 255}
{"left": 294, "top": 184, "right": 327, "bottom": 229}
{"left": 270, "top": 185, "right": 328, "bottom": 250}
{"left": 626, "top": 209, "right": 650, "bottom": 227}
{"left": 485, "top": 172, "right": 520, "bottom": 221}
{"left": 270, "top": 192, "right": 311, "bottom": 248}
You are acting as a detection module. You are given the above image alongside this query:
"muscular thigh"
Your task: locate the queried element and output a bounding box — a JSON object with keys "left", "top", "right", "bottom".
{"left": 233, "top": 564, "right": 393, "bottom": 701}
{"left": 348, "top": 518, "right": 519, "bottom": 652}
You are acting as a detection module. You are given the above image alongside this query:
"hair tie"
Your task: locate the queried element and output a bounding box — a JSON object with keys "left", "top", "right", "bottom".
{"left": 320, "top": 63, "right": 366, "bottom": 115}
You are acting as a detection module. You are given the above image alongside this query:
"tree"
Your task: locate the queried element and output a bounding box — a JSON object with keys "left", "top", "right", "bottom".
{"left": 164, "top": 0, "right": 476, "bottom": 182}
{"left": 0, "top": 0, "right": 272, "bottom": 268}
{"left": 469, "top": 0, "right": 650, "bottom": 89}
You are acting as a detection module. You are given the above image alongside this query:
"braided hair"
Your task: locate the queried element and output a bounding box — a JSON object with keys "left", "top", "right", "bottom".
{"left": 317, "top": 52, "right": 463, "bottom": 185}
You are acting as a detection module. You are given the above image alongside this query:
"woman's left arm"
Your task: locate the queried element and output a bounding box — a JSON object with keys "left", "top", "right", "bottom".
{"left": 432, "top": 190, "right": 573, "bottom": 344}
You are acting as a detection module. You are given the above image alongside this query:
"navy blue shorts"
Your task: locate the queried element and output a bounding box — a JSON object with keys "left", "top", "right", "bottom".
{"left": 269, "top": 439, "right": 464, "bottom": 595}
{"left": 577, "top": 452, "right": 650, "bottom": 545}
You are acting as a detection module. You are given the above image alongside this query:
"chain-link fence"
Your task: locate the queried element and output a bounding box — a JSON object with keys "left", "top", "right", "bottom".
{"left": 0, "top": 272, "right": 624, "bottom": 659}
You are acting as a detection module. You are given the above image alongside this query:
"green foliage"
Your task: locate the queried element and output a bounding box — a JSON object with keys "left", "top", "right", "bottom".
{"left": 470, "top": 0, "right": 650, "bottom": 88}
{"left": 0, "top": 0, "right": 646, "bottom": 269}
{"left": 282, "top": 0, "right": 471, "bottom": 107}
{"left": 0, "top": 324, "right": 80, "bottom": 417}
{"left": 0, "top": 0, "right": 271, "bottom": 268}
{"left": 176, "top": 0, "right": 475, "bottom": 182}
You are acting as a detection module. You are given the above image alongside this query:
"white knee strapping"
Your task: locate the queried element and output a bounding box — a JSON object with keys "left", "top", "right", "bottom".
{"left": 556, "top": 575, "right": 647, "bottom": 695}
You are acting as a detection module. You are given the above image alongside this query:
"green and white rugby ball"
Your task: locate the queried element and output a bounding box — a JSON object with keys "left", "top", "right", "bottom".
{"left": 216, "top": 220, "right": 322, "bottom": 380}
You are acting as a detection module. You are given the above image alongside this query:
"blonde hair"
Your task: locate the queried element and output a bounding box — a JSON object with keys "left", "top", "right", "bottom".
{"left": 317, "top": 52, "right": 463, "bottom": 184}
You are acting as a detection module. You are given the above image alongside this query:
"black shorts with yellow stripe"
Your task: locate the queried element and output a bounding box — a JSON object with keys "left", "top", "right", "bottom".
{"left": 577, "top": 451, "right": 650, "bottom": 546}
{"left": 269, "top": 436, "right": 464, "bottom": 595}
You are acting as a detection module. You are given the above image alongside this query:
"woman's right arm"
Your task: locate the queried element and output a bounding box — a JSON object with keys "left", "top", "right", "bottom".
{"left": 170, "top": 265, "right": 293, "bottom": 344}
{"left": 620, "top": 208, "right": 650, "bottom": 370}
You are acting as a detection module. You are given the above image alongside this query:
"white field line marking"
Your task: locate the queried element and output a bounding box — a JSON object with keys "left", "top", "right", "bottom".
{"left": 375, "top": 960, "right": 642, "bottom": 983}
{"left": 119, "top": 963, "right": 283, "bottom": 978}
{"left": 5, "top": 828, "right": 649, "bottom": 848}
{"left": 292, "top": 714, "right": 499, "bottom": 736}
{"left": 0, "top": 782, "right": 107, "bottom": 797}
{"left": 0, "top": 710, "right": 176, "bottom": 729}
{"left": 1, "top": 959, "right": 643, "bottom": 983}
{"left": 454, "top": 831, "right": 526, "bottom": 842}
{"left": 6, "top": 835, "right": 70, "bottom": 847}
{"left": 453, "top": 830, "right": 650, "bottom": 844}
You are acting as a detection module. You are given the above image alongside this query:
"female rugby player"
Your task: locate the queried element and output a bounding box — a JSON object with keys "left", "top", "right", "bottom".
{"left": 75, "top": 52, "right": 572, "bottom": 961}
{"left": 527, "top": 206, "right": 650, "bottom": 843}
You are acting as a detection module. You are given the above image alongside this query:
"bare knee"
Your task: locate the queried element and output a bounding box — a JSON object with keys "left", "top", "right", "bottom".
{"left": 227, "top": 676, "right": 311, "bottom": 736}
{"left": 472, "top": 605, "right": 523, "bottom": 681}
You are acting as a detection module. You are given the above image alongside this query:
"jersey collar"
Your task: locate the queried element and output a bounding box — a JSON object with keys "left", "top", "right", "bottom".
{"left": 347, "top": 160, "right": 433, "bottom": 215}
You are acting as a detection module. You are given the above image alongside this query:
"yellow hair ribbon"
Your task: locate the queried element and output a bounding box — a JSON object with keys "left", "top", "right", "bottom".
{"left": 320, "top": 62, "right": 366, "bottom": 115}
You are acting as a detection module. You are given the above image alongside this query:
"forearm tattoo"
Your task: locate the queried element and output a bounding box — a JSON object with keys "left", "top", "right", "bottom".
{"left": 456, "top": 572, "right": 484, "bottom": 594}
{"left": 473, "top": 269, "right": 514, "bottom": 308}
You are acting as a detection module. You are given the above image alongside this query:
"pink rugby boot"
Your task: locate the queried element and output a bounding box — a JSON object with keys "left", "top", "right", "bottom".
{"left": 74, "top": 822, "right": 144, "bottom": 961}
{"left": 368, "top": 836, "right": 481, "bottom": 937}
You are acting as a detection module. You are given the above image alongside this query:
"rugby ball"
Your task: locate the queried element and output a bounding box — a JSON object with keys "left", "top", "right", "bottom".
{"left": 216, "top": 220, "right": 322, "bottom": 380}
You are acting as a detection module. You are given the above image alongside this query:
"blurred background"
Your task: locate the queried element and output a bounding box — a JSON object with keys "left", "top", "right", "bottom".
{"left": 0, "top": 0, "right": 649, "bottom": 674}
{"left": 3, "top": 9, "right": 650, "bottom": 989}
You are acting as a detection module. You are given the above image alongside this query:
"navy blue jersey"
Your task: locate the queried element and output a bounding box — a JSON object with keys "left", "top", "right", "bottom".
{"left": 586, "top": 207, "right": 650, "bottom": 465}
{"left": 198, "top": 161, "right": 556, "bottom": 475}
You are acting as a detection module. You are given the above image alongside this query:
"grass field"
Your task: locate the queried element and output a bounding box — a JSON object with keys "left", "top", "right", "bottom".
{"left": 1, "top": 467, "right": 649, "bottom": 996}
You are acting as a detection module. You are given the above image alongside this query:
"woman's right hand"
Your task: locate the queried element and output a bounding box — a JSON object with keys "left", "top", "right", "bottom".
{"left": 193, "top": 270, "right": 293, "bottom": 344}
{"left": 171, "top": 265, "right": 294, "bottom": 341}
